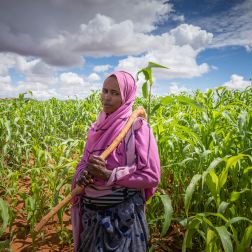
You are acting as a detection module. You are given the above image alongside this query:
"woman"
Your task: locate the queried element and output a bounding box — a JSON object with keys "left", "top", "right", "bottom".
{"left": 71, "top": 70, "right": 160, "bottom": 252}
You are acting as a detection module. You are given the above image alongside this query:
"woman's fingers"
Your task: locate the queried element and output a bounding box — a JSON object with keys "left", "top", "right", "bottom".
{"left": 86, "top": 163, "right": 107, "bottom": 180}
{"left": 89, "top": 155, "right": 106, "bottom": 166}
{"left": 77, "top": 170, "right": 93, "bottom": 186}
{"left": 85, "top": 156, "right": 109, "bottom": 180}
{"left": 93, "top": 155, "right": 106, "bottom": 163}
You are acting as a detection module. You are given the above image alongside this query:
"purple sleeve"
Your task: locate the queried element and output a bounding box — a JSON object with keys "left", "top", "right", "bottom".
{"left": 106, "top": 120, "right": 160, "bottom": 189}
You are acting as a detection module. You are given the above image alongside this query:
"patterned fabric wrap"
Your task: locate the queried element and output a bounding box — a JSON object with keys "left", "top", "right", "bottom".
{"left": 78, "top": 192, "right": 148, "bottom": 252}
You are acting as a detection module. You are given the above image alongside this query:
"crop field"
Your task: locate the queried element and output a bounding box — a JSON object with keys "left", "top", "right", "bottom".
{"left": 0, "top": 83, "right": 252, "bottom": 251}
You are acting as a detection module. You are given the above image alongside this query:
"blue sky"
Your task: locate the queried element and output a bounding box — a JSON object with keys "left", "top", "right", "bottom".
{"left": 0, "top": 0, "right": 251, "bottom": 99}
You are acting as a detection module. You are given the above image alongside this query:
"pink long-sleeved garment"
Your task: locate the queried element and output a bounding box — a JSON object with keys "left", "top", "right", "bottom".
{"left": 73, "top": 118, "right": 160, "bottom": 201}
{"left": 106, "top": 119, "right": 160, "bottom": 194}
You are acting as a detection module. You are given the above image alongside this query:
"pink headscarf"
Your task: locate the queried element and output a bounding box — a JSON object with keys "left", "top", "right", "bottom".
{"left": 86, "top": 70, "right": 136, "bottom": 156}
{"left": 72, "top": 70, "right": 137, "bottom": 189}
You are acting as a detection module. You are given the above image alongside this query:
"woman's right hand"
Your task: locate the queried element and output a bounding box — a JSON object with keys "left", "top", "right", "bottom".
{"left": 77, "top": 170, "right": 94, "bottom": 187}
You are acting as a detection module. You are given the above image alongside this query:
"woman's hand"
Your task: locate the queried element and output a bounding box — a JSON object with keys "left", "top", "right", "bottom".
{"left": 77, "top": 170, "right": 94, "bottom": 187}
{"left": 86, "top": 155, "right": 112, "bottom": 180}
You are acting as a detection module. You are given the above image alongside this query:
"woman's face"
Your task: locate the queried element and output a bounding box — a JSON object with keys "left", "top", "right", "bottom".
{"left": 101, "top": 76, "right": 122, "bottom": 114}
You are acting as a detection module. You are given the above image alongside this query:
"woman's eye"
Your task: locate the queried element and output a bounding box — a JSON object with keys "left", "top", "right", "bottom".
{"left": 112, "top": 92, "right": 119, "bottom": 95}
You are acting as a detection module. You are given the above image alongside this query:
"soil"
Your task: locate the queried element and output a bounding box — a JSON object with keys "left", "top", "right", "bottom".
{"left": 8, "top": 206, "right": 73, "bottom": 252}
{"left": 2, "top": 175, "right": 74, "bottom": 252}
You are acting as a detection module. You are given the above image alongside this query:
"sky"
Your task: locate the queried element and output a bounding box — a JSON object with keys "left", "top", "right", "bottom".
{"left": 0, "top": 0, "right": 251, "bottom": 100}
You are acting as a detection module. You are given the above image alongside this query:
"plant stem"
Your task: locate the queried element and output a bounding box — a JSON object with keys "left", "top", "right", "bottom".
{"left": 148, "top": 84, "right": 152, "bottom": 124}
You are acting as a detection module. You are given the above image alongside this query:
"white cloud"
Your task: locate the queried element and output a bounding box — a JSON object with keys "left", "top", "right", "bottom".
{"left": 0, "top": 1, "right": 229, "bottom": 100}
{"left": 73, "top": 14, "right": 157, "bottom": 57}
{"left": 171, "top": 14, "right": 184, "bottom": 22}
{"left": 193, "top": 0, "right": 252, "bottom": 50}
{"left": 1, "top": 16, "right": 214, "bottom": 99}
{"left": 0, "top": 75, "right": 14, "bottom": 98}
{"left": 116, "top": 43, "right": 211, "bottom": 80}
{"left": 115, "top": 24, "right": 212, "bottom": 79}
{"left": 223, "top": 74, "right": 251, "bottom": 89}
{"left": 0, "top": 54, "right": 96, "bottom": 100}
{"left": 0, "top": 75, "right": 11, "bottom": 84}
{"left": 150, "top": 81, "right": 191, "bottom": 96}
{"left": 93, "top": 64, "right": 112, "bottom": 72}
{"left": 0, "top": 0, "right": 172, "bottom": 66}
{"left": 211, "top": 65, "right": 218, "bottom": 70}
{"left": 88, "top": 73, "right": 101, "bottom": 81}
{"left": 170, "top": 24, "right": 213, "bottom": 50}
{"left": 59, "top": 72, "right": 84, "bottom": 86}
{"left": 0, "top": 1, "right": 212, "bottom": 71}
{"left": 168, "top": 82, "right": 191, "bottom": 94}
{"left": 0, "top": 53, "right": 16, "bottom": 75}
{"left": 245, "top": 45, "right": 252, "bottom": 52}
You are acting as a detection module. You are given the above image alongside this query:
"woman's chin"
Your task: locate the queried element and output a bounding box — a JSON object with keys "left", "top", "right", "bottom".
{"left": 103, "top": 108, "right": 112, "bottom": 114}
{"left": 103, "top": 106, "right": 120, "bottom": 115}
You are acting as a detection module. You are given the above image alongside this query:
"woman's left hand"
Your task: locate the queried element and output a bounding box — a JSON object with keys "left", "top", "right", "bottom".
{"left": 86, "top": 155, "right": 112, "bottom": 180}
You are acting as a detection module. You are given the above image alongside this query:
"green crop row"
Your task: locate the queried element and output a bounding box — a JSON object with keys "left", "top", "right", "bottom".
{"left": 0, "top": 66, "right": 251, "bottom": 251}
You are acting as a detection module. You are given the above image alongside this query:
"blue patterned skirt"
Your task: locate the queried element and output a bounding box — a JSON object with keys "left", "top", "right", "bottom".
{"left": 78, "top": 192, "right": 148, "bottom": 252}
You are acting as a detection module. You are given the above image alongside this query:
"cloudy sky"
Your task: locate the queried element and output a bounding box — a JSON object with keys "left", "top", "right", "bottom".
{"left": 0, "top": 0, "right": 251, "bottom": 99}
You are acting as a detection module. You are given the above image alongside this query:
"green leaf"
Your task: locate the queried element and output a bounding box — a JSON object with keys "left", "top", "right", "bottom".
{"left": 150, "top": 104, "right": 161, "bottom": 116}
{"left": 230, "top": 191, "right": 240, "bottom": 202}
{"left": 244, "top": 166, "right": 252, "bottom": 174}
{"left": 238, "top": 225, "right": 252, "bottom": 251}
{"left": 160, "top": 194, "right": 173, "bottom": 237}
{"left": 142, "top": 82, "right": 148, "bottom": 98}
{"left": 229, "top": 189, "right": 250, "bottom": 203}
{"left": 205, "top": 171, "right": 219, "bottom": 204}
{"left": 225, "top": 154, "right": 246, "bottom": 169}
{"left": 0, "top": 198, "right": 10, "bottom": 236}
{"left": 176, "top": 95, "right": 205, "bottom": 110}
{"left": 217, "top": 201, "right": 229, "bottom": 214}
{"left": 148, "top": 245, "right": 155, "bottom": 252}
{"left": 201, "top": 215, "right": 216, "bottom": 229}
{"left": 179, "top": 157, "right": 194, "bottom": 167}
{"left": 0, "top": 239, "right": 10, "bottom": 250}
{"left": 219, "top": 166, "right": 229, "bottom": 190}
{"left": 205, "top": 196, "right": 215, "bottom": 209}
{"left": 202, "top": 212, "right": 228, "bottom": 223}
{"left": 225, "top": 216, "right": 252, "bottom": 227}
{"left": 161, "top": 96, "right": 174, "bottom": 105}
{"left": 27, "top": 90, "right": 33, "bottom": 96}
{"left": 207, "top": 158, "right": 224, "bottom": 172}
{"left": 4, "top": 120, "right": 11, "bottom": 142}
{"left": 137, "top": 68, "right": 151, "bottom": 83}
{"left": 215, "top": 226, "right": 233, "bottom": 252}
{"left": 202, "top": 157, "right": 224, "bottom": 187}
{"left": 182, "top": 229, "right": 196, "bottom": 252}
{"left": 147, "top": 62, "right": 168, "bottom": 69}
{"left": 18, "top": 92, "right": 25, "bottom": 100}
{"left": 185, "top": 174, "right": 201, "bottom": 216}
{"left": 206, "top": 229, "right": 217, "bottom": 252}
{"left": 145, "top": 68, "right": 153, "bottom": 86}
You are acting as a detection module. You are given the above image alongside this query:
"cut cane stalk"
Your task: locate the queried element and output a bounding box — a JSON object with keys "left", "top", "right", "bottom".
{"left": 34, "top": 106, "right": 146, "bottom": 233}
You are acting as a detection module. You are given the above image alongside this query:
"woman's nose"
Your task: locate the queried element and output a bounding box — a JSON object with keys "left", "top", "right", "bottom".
{"left": 104, "top": 93, "right": 111, "bottom": 100}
